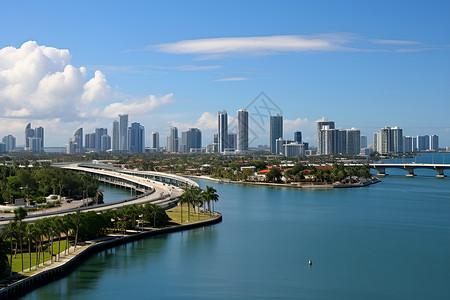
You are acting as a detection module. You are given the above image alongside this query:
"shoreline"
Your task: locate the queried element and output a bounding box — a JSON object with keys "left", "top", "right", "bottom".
{"left": 0, "top": 214, "right": 222, "bottom": 300}
{"left": 185, "top": 175, "right": 381, "bottom": 189}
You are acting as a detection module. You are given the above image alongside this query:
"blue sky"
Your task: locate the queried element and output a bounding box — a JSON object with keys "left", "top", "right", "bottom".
{"left": 0, "top": 0, "right": 449, "bottom": 147}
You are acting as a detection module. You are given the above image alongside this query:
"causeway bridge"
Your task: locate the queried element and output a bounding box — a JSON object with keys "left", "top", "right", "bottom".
{"left": 0, "top": 163, "right": 197, "bottom": 227}
{"left": 369, "top": 163, "right": 450, "bottom": 177}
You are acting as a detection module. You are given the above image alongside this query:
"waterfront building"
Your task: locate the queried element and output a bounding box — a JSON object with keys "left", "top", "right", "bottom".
{"left": 101, "top": 134, "right": 112, "bottom": 152}
{"left": 152, "top": 131, "right": 159, "bottom": 150}
{"left": 403, "top": 136, "right": 414, "bottom": 153}
{"left": 167, "top": 126, "right": 179, "bottom": 153}
{"left": 283, "top": 142, "right": 306, "bottom": 157}
{"left": 430, "top": 135, "right": 439, "bottom": 151}
{"left": 73, "top": 128, "right": 83, "bottom": 153}
{"left": 66, "top": 139, "right": 76, "bottom": 154}
{"left": 2, "top": 135, "right": 16, "bottom": 151}
{"left": 294, "top": 131, "right": 302, "bottom": 144}
{"left": 276, "top": 138, "right": 288, "bottom": 155}
{"left": 119, "top": 114, "right": 129, "bottom": 152}
{"left": 237, "top": 109, "right": 249, "bottom": 152}
{"left": 270, "top": 114, "right": 283, "bottom": 154}
{"left": 129, "top": 122, "right": 145, "bottom": 153}
{"left": 112, "top": 120, "right": 119, "bottom": 152}
{"left": 218, "top": 110, "right": 228, "bottom": 153}
{"left": 373, "top": 126, "right": 403, "bottom": 154}
{"left": 206, "top": 143, "right": 218, "bottom": 153}
{"left": 417, "top": 135, "right": 430, "bottom": 151}
{"left": 360, "top": 135, "right": 367, "bottom": 149}
{"left": 317, "top": 117, "right": 335, "bottom": 155}
{"left": 25, "top": 123, "right": 34, "bottom": 150}
{"left": 346, "top": 128, "right": 361, "bottom": 155}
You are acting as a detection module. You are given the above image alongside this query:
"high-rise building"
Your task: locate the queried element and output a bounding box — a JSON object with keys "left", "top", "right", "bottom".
{"left": 185, "top": 128, "right": 202, "bottom": 153}
{"left": 403, "top": 136, "right": 415, "bottom": 153}
{"left": 373, "top": 126, "right": 403, "bottom": 154}
{"left": 66, "top": 140, "right": 77, "bottom": 154}
{"left": 430, "top": 135, "right": 439, "bottom": 151}
{"left": 152, "top": 132, "right": 159, "bottom": 149}
{"left": 346, "top": 128, "right": 361, "bottom": 155}
{"left": 95, "top": 128, "right": 107, "bottom": 152}
{"left": 2, "top": 135, "right": 16, "bottom": 151}
{"left": 167, "top": 126, "right": 179, "bottom": 153}
{"left": 112, "top": 120, "right": 119, "bottom": 152}
{"left": 29, "top": 137, "right": 41, "bottom": 153}
{"left": 417, "top": 135, "right": 430, "bottom": 151}
{"left": 35, "top": 127, "right": 44, "bottom": 150}
{"left": 0, "top": 143, "right": 6, "bottom": 153}
{"left": 25, "top": 123, "right": 34, "bottom": 150}
{"left": 237, "top": 109, "right": 249, "bottom": 152}
{"left": 284, "top": 142, "right": 307, "bottom": 157}
{"left": 218, "top": 110, "right": 228, "bottom": 153}
{"left": 227, "top": 133, "right": 237, "bottom": 150}
{"left": 25, "top": 123, "right": 43, "bottom": 152}
{"left": 101, "top": 135, "right": 112, "bottom": 152}
{"left": 317, "top": 117, "right": 335, "bottom": 155}
{"left": 270, "top": 114, "right": 283, "bottom": 154}
{"left": 73, "top": 128, "right": 83, "bottom": 153}
{"left": 129, "top": 122, "right": 145, "bottom": 153}
{"left": 276, "top": 138, "right": 287, "bottom": 155}
{"left": 294, "top": 131, "right": 302, "bottom": 144}
{"left": 84, "top": 133, "right": 91, "bottom": 150}
{"left": 119, "top": 114, "right": 129, "bottom": 152}
{"left": 360, "top": 135, "right": 367, "bottom": 149}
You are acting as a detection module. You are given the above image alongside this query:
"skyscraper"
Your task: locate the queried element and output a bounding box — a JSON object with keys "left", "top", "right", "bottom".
{"left": 218, "top": 110, "right": 228, "bottom": 153}
{"left": 346, "top": 128, "right": 361, "bottom": 155}
{"left": 129, "top": 122, "right": 145, "bottom": 153}
{"left": 317, "top": 117, "right": 335, "bottom": 155}
{"left": 2, "top": 135, "right": 16, "bottom": 151}
{"left": 112, "top": 120, "right": 119, "bottom": 152}
{"left": 25, "top": 123, "right": 44, "bottom": 152}
{"left": 101, "top": 135, "right": 112, "bottom": 152}
{"left": 373, "top": 126, "right": 403, "bottom": 154}
{"left": 73, "top": 128, "right": 83, "bottom": 153}
{"left": 417, "top": 135, "right": 430, "bottom": 151}
{"left": 35, "top": 127, "right": 44, "bottom": 150}
{"left": 151, "top": 132, "right": 159, "bottom": 149}
{"left": 25, "top": 123, "right": 34, "bottom": 150}
{"left": 360, "top": 135, "right": 368, "bottom": 149}
{"left": 119, "top": 114, "right": 129, "bottom": 152}
{"left": 167, "top": 126, "right": 179, "bottom": 153}
{"left": 95, "top": 128, "right": 107, "bottom": 152}
{"left": 237, "top": 109, "right": 248, "bottom": 152}
{"left": 294, "top": 131, "right": 302, "bottom": 144}
{"left": 270, "top": 114, "right": 283, "bottom": 154}
{"left": 227, "top": 133, "right": 237, "bottom": 150}
{"left": 430, "top": 135, "right": 439, "bottom": 151}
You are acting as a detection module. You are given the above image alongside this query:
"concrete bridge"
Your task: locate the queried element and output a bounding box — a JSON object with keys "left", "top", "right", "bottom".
{"left": 369, "top": 163, "right": 450, "bottom": 178}
{"left": 0, "top": 163, "right": 197, "bottom": 228}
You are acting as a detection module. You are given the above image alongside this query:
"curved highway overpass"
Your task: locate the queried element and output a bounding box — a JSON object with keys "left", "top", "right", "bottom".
{"left": 0, "top": 163, "right": 197, "bottom": 227}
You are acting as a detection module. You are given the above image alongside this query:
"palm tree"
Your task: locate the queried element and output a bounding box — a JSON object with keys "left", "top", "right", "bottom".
{"left": 177, "top": 192, "right": 186, "bottom": 223}
{"left": 62, "top": 214, "right": 73, "bottom": 255}
{"left": 52, "top": 217, "right": 63, "bottom": 261}
{"left": 203, "top": 186, "right": 219, "bottom": 215}
{"left": 25, "top": 223, "right": 35, "bottom": 272}
{"left": 17, "top": 221, "right": 26, "bottom": 272}
{"left": 30, "top": 224, "right": 41, "bottom": 269}
{"left": 2, "top": 221, "right": 17, "bottom": 277}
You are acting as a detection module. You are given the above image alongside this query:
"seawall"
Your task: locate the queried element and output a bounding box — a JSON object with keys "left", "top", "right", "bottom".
{"left": 0, "top": 215, "right": 222, "bottom": 299}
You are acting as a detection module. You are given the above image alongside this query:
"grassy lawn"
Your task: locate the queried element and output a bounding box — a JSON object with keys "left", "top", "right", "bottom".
{"left": 7, "top": 240, "right": 72, "bottom": 274}
{"left": 166, "top": 205, "right": 218, "bottom": 225}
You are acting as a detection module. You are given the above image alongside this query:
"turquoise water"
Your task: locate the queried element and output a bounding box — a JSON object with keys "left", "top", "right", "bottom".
{"left": 21, "top": 154, "right": 450, "bottom": 299}
{"left": 99, "top": 183, "right": 135, "bottom": 203}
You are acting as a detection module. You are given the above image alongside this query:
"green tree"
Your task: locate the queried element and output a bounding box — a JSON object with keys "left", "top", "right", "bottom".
{"left": 266, "top": 167, "right": 282, "bottom": 183}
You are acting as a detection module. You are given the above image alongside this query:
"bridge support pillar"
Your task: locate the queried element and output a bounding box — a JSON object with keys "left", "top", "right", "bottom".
{"left": 405, "top": 168, "right": 416, "bottom": 177}
{"left": 435, "top": 167, "right": 447, "bottom": 178}
{"left": 375, "top": 168, "right": 388, "bottom": 176}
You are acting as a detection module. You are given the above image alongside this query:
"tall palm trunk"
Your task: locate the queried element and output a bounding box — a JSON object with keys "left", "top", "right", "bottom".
{"left": 58, "top": 234, "right": 61, "bottom": 261}
{"left": 20, "top": 237, "right": 24, "bottom": 272}
{"left": 9, "top": 239, "right": 13, "bottom": 278}
{"left": 28, "top": 238, "right": 32, "bottom": 271}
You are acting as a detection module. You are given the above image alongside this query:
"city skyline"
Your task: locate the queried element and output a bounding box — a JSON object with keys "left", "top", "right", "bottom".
{"left": 0, "top": 1, "right": 449, "bottom": 147}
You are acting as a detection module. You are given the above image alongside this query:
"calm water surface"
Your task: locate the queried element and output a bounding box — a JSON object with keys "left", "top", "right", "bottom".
{"left": 21, "top": 154, "right": 450, "bottom": 299}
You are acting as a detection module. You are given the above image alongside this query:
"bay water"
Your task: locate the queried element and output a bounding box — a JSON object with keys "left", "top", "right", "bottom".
{"left": 20, "top": 153, "right": 450, "bottom": 299}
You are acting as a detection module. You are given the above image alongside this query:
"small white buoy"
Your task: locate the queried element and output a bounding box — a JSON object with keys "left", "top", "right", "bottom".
{"left": 308, "top": 260, "right": 312, "bottom": 266}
